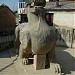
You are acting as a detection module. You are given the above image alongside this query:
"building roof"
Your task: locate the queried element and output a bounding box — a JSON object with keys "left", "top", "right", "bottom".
{"left": 0, "top": 5, "right": 16, "bottom": 31}
{"left": 45, "top": 1, "right": 75, "bottom": 11}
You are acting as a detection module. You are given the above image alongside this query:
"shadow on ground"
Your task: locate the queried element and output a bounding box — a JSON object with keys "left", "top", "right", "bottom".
{"left": 0, "top": 48, "right": 16, "bottom": 58}
{"left": 55, "top": 47, "right": 75, "bottom": 74}
{"left": 0, "top": 48, "right": 17, "bottom": 72}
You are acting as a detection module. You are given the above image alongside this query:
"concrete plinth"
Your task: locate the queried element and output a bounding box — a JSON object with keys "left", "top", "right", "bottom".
{"left": 33, "top": 54, "right": 46, "bottom": 70}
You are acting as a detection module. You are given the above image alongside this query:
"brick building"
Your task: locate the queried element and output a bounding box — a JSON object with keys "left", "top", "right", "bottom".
{"left": 0, "top": 5, "right": 16, "bottom": 50}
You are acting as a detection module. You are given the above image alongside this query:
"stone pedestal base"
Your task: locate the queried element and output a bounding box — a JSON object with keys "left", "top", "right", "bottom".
{"left": 33, "top": 54, "right": 46, "bottom": 70}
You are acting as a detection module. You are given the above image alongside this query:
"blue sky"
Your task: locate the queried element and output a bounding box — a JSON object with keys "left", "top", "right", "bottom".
{"left": 0, "top": 0, "right": 18, "bottom": 10}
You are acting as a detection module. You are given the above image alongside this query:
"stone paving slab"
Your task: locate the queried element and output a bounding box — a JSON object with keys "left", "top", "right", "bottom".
{"left": 8, "top": 48, "right": 27, "bottom": 75}
{"left": 0, "top": 47, "right": 75, "bottom": 75}
{"left": 7, "top": 48, "right": 61, "bottom": 75}
{"left": 22, "top": 64, "right": 62, "bottom": 75}
{"left": 0, "top": 50, "right": 17, "bottom": 75}
{"left": 20, "top": 47, "right": 75, "bottom": 75}
{"left": 0, "top": 49, "right": 25, "bottom": 75}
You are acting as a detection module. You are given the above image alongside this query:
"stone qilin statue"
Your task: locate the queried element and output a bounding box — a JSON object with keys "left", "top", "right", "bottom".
{"left": 15, "top": 0, "right": 57, "bottom": 70}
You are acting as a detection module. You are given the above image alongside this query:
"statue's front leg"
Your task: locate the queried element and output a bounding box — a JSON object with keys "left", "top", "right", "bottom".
{"left": 19, "top": 44, "right": 26, "bottom": 65}
{"left": 15, "top": 26, "right": 20, "bottom": 56}
{"left": 19, "top": 44, "right": 29, "bottom": 65}
{"left": 19, "top": 44, "right": 24, "bottom": 59}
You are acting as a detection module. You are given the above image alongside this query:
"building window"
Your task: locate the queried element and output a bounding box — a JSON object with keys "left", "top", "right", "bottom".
{"left": 45, "top": 13, "right": 53, "bottom": 26}
{"left": 19, "top": 1, "right": 26, "bottom": 8}
{"left": 21, "top": 3, "right": 22, "bottom": 8}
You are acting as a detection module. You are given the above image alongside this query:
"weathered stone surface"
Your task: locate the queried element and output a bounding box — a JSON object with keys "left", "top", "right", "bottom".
{"left": 33, "top": 54, "right": 46, "bottom": 70}
{"left": 34, "top": 0, "right": 46, "bottom": 7}
{"left": 15, "top": 2, "right": 57, "bottom": 70}
{"left": 16, "top": 7, "right": 57, "bottom": 54}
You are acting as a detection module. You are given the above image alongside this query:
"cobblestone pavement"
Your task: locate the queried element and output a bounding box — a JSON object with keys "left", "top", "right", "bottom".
{"left": 0, "top": 47, "right": 75, "bottom": 75}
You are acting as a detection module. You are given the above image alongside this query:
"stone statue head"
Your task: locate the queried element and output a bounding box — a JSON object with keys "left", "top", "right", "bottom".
{"left": 25, "top": 0, "right": 46, "bottom": 19}
{"left": 34, "top": 0, "right": 46, "bottom": 7}
{"left": 26, "top": 0, "right": 46, "bottom": 7}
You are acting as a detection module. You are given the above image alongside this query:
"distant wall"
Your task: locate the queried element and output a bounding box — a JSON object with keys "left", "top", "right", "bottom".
{"left": 55, "top": 27, "right": 75, "bottom": 48}
{"left": 53, "top": 12, "right": 75, "bottom": 48}
{"left": 53, "top": 12, "right": 75, "bottom": 28}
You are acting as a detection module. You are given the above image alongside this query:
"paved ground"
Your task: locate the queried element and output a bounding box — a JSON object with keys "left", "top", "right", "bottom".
{"left": 55, "top": 47, "right": 75, "bottom": 75}
{"left": 0, "top": 48, "right": 25, "bottom": 75}
{"left": 0, "top": 47, "right": 75, "bottom": 75}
